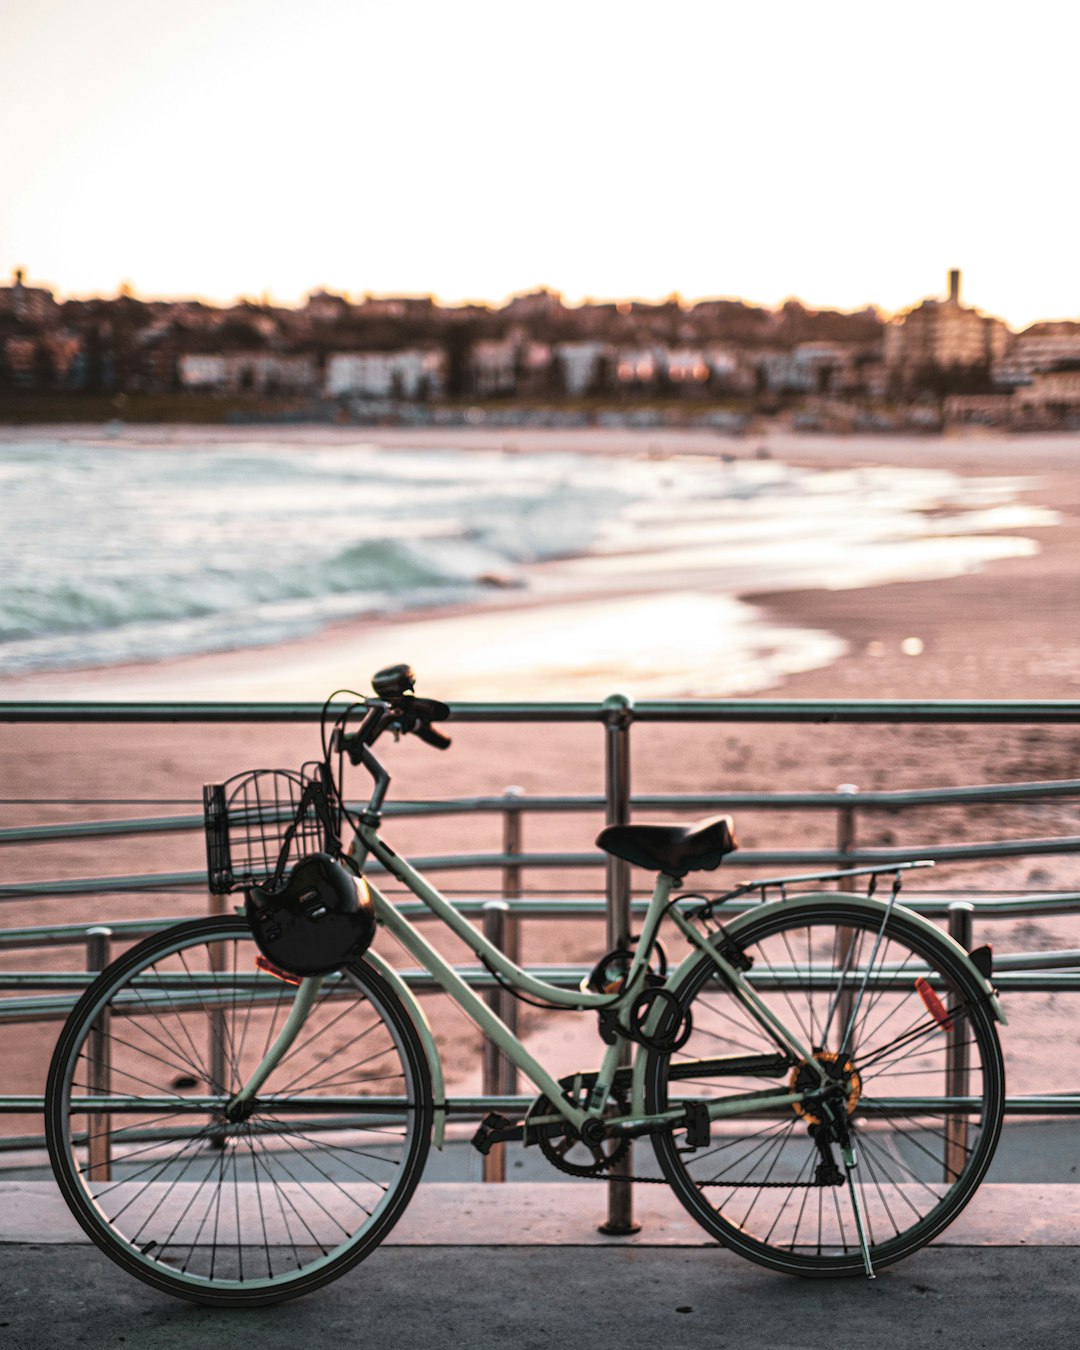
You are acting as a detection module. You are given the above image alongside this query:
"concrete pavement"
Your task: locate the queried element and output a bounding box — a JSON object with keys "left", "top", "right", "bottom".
{"left": 3, "top": 1181, "right": 1080, "bottom": 1348}
{"left": 2, "top": 1243, "right": 1079, "bottom": 1350}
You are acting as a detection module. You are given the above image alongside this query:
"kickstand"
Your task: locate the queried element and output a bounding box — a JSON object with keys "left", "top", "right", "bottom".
{"left": 843, "top": 1144, "right": 876, "bottom": 1281}
{"left": 821, "top": 1095, "right": 875, "bottom": 1281}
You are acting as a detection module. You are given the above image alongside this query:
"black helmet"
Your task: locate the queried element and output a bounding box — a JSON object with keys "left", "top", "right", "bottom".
{"left": 245, "top": 853, "right": 376, "bottom": 977}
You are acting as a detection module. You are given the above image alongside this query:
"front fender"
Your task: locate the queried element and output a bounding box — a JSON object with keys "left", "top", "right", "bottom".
{"left": 362, "top": 948, "right": 448, "bottom": 1149}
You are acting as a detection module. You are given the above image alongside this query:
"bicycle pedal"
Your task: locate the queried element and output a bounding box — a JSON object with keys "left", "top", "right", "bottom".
{"left": 471, "top": 1112, "right": 524, "bottom": 1156}
{"left": 678, "top": 1101, "right": 711, "bottom": 1153}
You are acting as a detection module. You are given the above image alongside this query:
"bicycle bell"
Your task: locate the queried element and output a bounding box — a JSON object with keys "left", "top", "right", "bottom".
{"left": 246, "top": 852, "right": 376, "bottom": 977}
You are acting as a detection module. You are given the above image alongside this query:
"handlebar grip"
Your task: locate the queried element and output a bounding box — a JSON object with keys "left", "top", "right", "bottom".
{"left": 414, "top": 723, "right": 452, "bottom": 751}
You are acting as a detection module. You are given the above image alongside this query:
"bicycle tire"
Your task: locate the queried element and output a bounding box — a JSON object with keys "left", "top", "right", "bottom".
{"left": 46, "top": 915, "right": 432, "bottom": 1307}
{"left": 646, "top": 896, "right": 1004, "bottom": 1276}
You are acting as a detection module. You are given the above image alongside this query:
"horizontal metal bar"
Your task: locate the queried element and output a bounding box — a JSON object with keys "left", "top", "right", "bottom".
{"left": 6, "top": 699, "right": 1080, "bottom": 724}
{"left": 4, "top": 885, "right": 1080, "bottom": 956}
{"left": 5, "top": 1093, "right": 1080, "bottom": 1119}
{"left": 6, "top": 836, "right": 1080, "bottom": 903}
{"left": 7, "top": 777, "right": 1080, "bottom": 846}
{"left": 6, "top": 965, "right": 1080, "bottom": 1024}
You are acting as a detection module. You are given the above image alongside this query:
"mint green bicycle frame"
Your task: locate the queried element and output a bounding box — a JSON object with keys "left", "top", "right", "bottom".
{"left": 228, "top": 818, "right": 934, "bottom": 1148}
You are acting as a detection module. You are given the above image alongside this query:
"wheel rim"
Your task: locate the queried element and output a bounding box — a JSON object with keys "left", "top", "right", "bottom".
{"left": 50, "top": 920, "right": 428, "bottom": 1297}
{"left": 649, "top": 904, "right": 1003, "bottom": 1273}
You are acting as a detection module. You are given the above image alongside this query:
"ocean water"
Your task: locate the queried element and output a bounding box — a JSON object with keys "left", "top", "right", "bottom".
{"left": 0, "top": 430, "right": 1057, "bottom": 683}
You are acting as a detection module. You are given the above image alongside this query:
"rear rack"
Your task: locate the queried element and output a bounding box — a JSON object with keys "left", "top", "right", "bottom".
{"left": 682, "top": 860, "right": 934, "bottom": 924}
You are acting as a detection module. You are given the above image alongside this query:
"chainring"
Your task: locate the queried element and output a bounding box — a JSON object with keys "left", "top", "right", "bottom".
{"left": 529, "top": 1073, "right": 630, "bottom": 1178}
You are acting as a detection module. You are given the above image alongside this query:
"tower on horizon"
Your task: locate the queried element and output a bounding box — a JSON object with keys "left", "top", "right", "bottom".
{"left": 948, "top": 269, "right": 961, "bottom": 304}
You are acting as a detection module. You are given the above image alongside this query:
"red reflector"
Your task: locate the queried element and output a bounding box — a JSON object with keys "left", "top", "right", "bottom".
{"left": 256, "top": 954, "right": 302, "bottom": 986}
{"left": 915, "top": 976, "right": 953, "bottom": 1031}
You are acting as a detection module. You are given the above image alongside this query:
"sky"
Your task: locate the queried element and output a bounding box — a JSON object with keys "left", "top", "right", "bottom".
{"left": 2, "top": 0, "right": 1078, "bottom": 329}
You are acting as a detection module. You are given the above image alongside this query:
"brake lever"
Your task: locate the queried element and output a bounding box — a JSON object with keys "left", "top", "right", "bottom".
{"left": 415, "top": 723, "right": 452, "bottom": 751}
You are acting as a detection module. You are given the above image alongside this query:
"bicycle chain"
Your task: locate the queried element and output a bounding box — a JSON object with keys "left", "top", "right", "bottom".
{"left": 576, "top": 1166, "right": 836, "bottom": 1189}
{"left": 563, "top": 1143, "right": 838, "bottom": 1188}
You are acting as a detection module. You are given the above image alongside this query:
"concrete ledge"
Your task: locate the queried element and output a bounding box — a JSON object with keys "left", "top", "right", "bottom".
{"left": 3, "top": 1179, "right": 1079, "bottom": 1246}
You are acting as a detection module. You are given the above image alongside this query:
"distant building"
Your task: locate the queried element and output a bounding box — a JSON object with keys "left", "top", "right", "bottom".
{"left": 303, "top": 289, "right": 351, "bottom": 324}
{"left": 2, "top": 335, "right": 40, "bottom": 383}
{"left": 755, "top": 342, "right": 853, "bottom": 394}
{"left": 177, "top": 354, "right": 228, "bottom": 388}
{"left": 0, "top": 269, "right": 58, "bottom": 325}
{"left": 885, "top": 270, "right": 1010, "bottom": 383}
{"left": 554, "top": 341, "right": 613, "bottom": 396}
{"left": 665, "top": 348, "right": 711, "bottom": 385}
{"left": 995, "top": 321, "right": 1080, "bottom": 385}
{"left": 178, "top": 352, "right": 317, "bottom": 393}
{"left": 324, "top": 348, "right": 444, "bottom": 399}
{"left": 1013, "top": 368, "right": 1080, "bottom": 422}
{"left": 470, "top": 339, "right": 519, "bottom": 396}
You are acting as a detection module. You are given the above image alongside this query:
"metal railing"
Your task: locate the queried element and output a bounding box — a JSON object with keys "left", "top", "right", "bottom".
{"left": 4, "top": 697, "right": 1080, "bottom": 1235}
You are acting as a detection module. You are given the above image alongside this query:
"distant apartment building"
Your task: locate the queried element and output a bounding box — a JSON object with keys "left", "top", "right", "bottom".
{"left": 1013, "top": 368, "right": 1080, "bottom": 420}
{"left": 885, "top": 270, "right": 1009, "bottom": 381}
{"left": 554, "top": 341, "right": 614, "bottom": 396}
{"left": 470, "top": 339, "right": 519, "bottom": 396}
{"left": 704, "top": 347, "right": 751, "bottom": 391}
{"left": 755, "top": 342, "right": 853, "bottom": 394}
{"left": 178, "top": 352, "right": 317, "bottom": 393}
{"left": 324, "top": 348, "right": 444, "bottom": 399}
{"left": 0, "top": 269, "right": 59, "bottom": 325}
{"left": 994, "top": 321, "right": 1080, "bottom": 385}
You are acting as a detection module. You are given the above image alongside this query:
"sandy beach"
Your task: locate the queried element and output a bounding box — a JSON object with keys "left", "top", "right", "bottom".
{"left": 3, "top": 426, "right": 1080, "bottom": 1123}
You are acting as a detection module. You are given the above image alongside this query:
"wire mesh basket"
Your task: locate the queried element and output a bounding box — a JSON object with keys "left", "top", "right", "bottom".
{"left": 203, "top": 762, "right": 342, "bottom": 894}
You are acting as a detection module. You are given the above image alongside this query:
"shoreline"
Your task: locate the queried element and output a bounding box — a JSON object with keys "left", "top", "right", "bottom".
{"left": 1, "top": 426, "right": 1075, "bottom": 704}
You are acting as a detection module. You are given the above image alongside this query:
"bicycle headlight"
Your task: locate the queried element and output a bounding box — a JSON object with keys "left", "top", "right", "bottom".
{"left": 245, "top": 852, "right": 376, "bottom": 977}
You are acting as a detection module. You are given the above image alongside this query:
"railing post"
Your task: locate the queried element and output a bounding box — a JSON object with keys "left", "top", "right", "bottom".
{"left": 599, "top": 694, "right": 640, "bottom": 1235}
{"left": 85, "top": 926, "right": 112, "bottom": 1181}
{"left": 500, "top": 786, "right": 523, "bottom": 1094}
{"left": 482, "top": 899, "right": 513, "bottom": 1182}
{"left": 835, "top": 784, "right": 859, "bottom": 1035}
{"left": 207, "top": 891, "right": 228, "bottom": 1146}
{"left": 946, "top": 900, "right": 974, "bottom": 1179}
{"left": 836, "top": 783, "right": 859, "bottom": 890}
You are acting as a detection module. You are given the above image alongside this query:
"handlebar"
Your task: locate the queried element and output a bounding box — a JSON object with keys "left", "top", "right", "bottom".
{"left": 334, "top": 690, "right": 452, "bottom": 765}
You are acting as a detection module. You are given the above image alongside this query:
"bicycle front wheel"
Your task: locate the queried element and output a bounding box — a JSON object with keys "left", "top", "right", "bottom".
{"left": 646, "top": 897, "right": 1004, "bottom": 1276}
{"left": 47, "top": 916, "right": 432, "bottom": 1307}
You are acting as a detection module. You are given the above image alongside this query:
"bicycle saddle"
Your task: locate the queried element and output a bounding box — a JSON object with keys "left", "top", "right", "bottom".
{"left": 596, "top": 815, "right": 737, "bottom": 878}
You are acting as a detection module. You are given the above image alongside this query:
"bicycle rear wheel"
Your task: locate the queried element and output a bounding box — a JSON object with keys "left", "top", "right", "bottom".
{"left": 646, "top": 897, "right": 1004, "bottom": 1276}
{"left": 47, "top": 915, "right": 432, "bottom": 1307}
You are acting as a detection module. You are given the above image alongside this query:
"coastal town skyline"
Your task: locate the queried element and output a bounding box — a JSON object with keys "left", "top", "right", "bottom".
{"left": 4, "top": 2, "right": 1079, "bottom": 331}
{"left": 2, "top": 267, "right": 1078, "bottom": 330}
{"left": 5, "top": 264, "right": 1080, "bottom": 431}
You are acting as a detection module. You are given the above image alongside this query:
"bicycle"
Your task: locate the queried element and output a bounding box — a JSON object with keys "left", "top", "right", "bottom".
{"left": 46, "top": 665, "right": 1006, "bottom": 1306}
